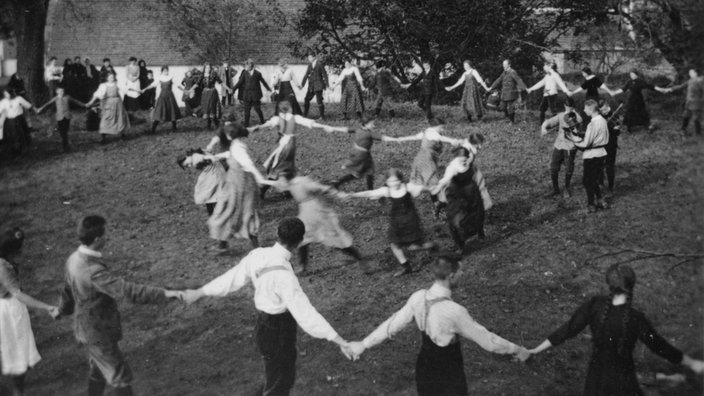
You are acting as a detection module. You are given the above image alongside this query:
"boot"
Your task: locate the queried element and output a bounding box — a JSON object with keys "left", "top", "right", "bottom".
{"left": 114, "top": 386, "right": 135, "bottom": 396}
{"left": 681, "top": 116, "right": 690, "bottom": 134}
{"left": 695, "top": 121, "right": 702, "bottom": 135}
{"left": 389, "top": 110, "right": 395, "bottom": 118}
{"left": 88, "top": 378, "right": 106, "bottom": 396}
{"left": 318, "top": 104, "right": 325, "bottom": 120}
{"left": 374, "top": 107, "right": 381, "bottom": 117}
{"left": 171, "top": 121, "right": 177, "bottom": 132}
{"left": 150, "top": 121, "right": 159, "bottom": 135}
{"left": 303, "top": 102, "right": 310, "bottom": 118}
{"left": 250, "top": 235, "right": 259, "bottom": 248}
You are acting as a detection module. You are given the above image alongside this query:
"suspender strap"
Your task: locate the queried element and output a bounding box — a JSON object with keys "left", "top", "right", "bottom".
{"left": 422, "top": 291, "right": 451, "bottom": 333}
{"left": 255, "top": 265, "right": 289, "bottom": 279}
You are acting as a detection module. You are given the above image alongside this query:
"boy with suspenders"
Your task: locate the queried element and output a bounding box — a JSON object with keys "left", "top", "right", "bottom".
{"left": 345, "top": 255, "right": 530, "bottom": 395}
{"left": 183, "top": 217, "right": 352, "bottom": 395}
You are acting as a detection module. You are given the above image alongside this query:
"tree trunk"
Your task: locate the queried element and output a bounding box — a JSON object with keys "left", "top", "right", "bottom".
{"left": 14, "top": 0, "right": 49, "bottom": 104}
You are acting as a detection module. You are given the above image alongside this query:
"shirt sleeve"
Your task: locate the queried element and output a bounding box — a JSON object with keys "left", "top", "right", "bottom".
{"left": 454, "top": 306, "right": 518, "bottom": 354}
{"left": 293, "top": 115, "right": 317, "bottom": 129}
{"left": 362, "top": 295, "right": 416, "bottom": 349}
{"left": 230, "top": 143, "right": 259, "bottom": 175}
{"left": 201, "top": 254, "right": 253, "bottom": 297}
{"left": 635, "top": 312, "right": 684, "bottom": 364}
{"left": 574, "top": 121, "right": 597, "bottom": 148}
{"left": 554, "top": 73, "right": 570, "bottom": 93}
{"left": 17, "top": 97, "right": 33, "bottom": 110}
{"left": 91, "top": 266, "right": 166, "bottom": 305}
{"left": 547, "top": 297, "right": 596, "bottom": 346}
{"left": 260, "top": 116, "right": 280, "bottom": 129}
{"left": 406, "top": 183, "right": 425, "bottom": 197}
{"left": 437, "top": 158, "right": 462, "bottom": 186}
{"left": 529, "top": 76, "right": 547, "bottom": 91}
{"left": 279, "top": 274, "right": 339, "bottom": 341}
{"left": 542, "top": 114, "right": 561, "bottom": 135}
{"left": 93, "top": 84, "right": 107, "bottom": 99}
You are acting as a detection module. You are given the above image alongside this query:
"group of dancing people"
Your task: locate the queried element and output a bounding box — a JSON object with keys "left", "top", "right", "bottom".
{"left": 1, "top": 214, "right": 703, "bottom": 396}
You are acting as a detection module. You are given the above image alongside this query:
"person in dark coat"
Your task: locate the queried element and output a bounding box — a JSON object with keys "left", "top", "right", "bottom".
{"left": 301, "top": 51, "right": 329, "bottom": 119}
{"left": 606, "top": 69, "right": 668, "bottom": 132}
{"left": 489, "top": 59, "right": 527, "bottom": 123}
{"left": 410, "top": 59, "right": 441, "bottom": 120}
{"left": 528, "top": 263, "right": 704, "bottom": 396}
{"left": 231, "top": 58, "right": 271, "bottom": 127}
{"left": 99, "top": 58, "right": 114, "bottom": 84}
{"left": 663, "top": 67, "right": 704, "bottom": 136}
{"left": 83, "top": 58, "right": 100, "bottom": 99}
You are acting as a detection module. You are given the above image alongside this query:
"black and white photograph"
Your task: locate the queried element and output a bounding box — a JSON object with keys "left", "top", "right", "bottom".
{"left": 0, "top": 0, "right": 703, "bottom": 395}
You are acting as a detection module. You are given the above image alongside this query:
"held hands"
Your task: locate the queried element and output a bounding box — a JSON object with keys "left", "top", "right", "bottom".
{"left": 513, "top": 346, "right": 531, "bottom": 362}
{"left": 181, "top": 289, "right": 204, "bottom": 305}
{"left": 344, "top": 341, "right": 366, "bottom": 361}
{"left": 47, "top": 306, "right": 60, "bottom": 319}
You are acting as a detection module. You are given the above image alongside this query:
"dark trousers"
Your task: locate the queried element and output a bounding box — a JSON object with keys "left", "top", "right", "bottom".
{"left": 221, "top": 92, "right": 233, "bottom": 106}
{"left": 500, "top": 99, "right": 517, "bottom": 122}
{"left": 58, "top": 118, "right": 70, "bottom": 150}
{"left": 255, "top": 311, "right": 297, "bottom": 396}
{"left": 303, "top": 90, "right": 324, "bottom": 118}
{"left": 539, "top": 94, "right": 559, "bottom": 123}
{"left": 85, "top": 341, "right": 134, "bottom": 396}
{"left": 600, "top": 142, "right": 617, "bottom": 191}
{"left": 550, "top": 148, "right": 576, "bottom": 193}
{"left": 244, "top": 100, "right": 265, "bottom": 127}
{"left": 417, "top": 93, "right": 434, "bottom": 119}
{"left": 416, "top": 333, "right": 468, "bottom": 396}
{"left": 583, "top": 157, "right": 605, "bottom": 205}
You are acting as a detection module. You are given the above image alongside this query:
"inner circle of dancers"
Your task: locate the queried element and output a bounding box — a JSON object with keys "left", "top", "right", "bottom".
{"left": 1, "top": 52, "right": 703, "bottom": 396}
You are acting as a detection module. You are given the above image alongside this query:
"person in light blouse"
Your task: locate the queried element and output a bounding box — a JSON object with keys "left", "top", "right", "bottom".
{"left": 345, "top": 254, "right": 530, "bottom": 395}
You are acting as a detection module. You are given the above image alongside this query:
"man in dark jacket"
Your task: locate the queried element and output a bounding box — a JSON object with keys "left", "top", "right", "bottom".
{"left": 489, "top": 59, "right": 527, "bottom": 123}
{"left": 232, "top": 58, "right": 272, "bottom": 127}
{"left": 415, "top": 59, "right": 441, "bottom": 120}
{"left": 58, "top": 215, "right": 181, "bottom": 396}
{"left": 301, "top": 51, "right": 329, "bottom": 119}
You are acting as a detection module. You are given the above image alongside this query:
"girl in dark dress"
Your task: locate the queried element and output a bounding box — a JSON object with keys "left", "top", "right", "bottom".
{"left": 432, "top": 141, "right": 491, "bottom": 254}
{"left": 570, "top": 67, "right": 610, "bottom": 102}
{"left": 199, "top": 62, "right": 222, "bottom": 129}
{"left": 350, "top": 169, "right": 437, "bottom": 277}
{"left": 138, "top": 60, "right": 154, "bottom": 110}
{"left": 141, "top": 66, "right": 182, "bottom": 134}
{"left": 607, "top": 69, "right": 667, "bottom": 132}
{"left": 529, "top": 264, "right": 704, "bottom": 396}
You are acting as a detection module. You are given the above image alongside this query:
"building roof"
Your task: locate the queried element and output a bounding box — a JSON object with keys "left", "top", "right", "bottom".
{"left": 46, "top": 0, "right": 306, "bottom": 66}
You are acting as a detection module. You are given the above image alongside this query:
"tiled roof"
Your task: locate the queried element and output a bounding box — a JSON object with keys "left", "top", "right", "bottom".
{"left": 46, "top": 0, "right": 306, "bottom": 66}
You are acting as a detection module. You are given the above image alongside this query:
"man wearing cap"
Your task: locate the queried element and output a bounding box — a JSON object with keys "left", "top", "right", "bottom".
{"left": 183, "top": 217, "right": 352, "bottom": 395}
{"left": 540, "top": 97, "right": 583, "bottom": 199}
{"left": 489, "top": 59, "right": 528, "bottom": 123}
{"left": 345, "top": 255, "right": 530, "bottom": 396}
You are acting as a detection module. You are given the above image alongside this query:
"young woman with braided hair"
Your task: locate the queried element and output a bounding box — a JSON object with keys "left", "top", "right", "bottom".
{"left": 529, "top": 264, "right": 704, "bottom": 395}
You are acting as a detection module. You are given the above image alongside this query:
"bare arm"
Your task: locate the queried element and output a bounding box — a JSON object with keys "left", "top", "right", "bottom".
{"left": 445, "top": 72, "right": 466, "bottom": 91}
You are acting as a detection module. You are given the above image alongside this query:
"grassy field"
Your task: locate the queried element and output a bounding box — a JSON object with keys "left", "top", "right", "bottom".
{"left": 0, "top": 101, "right": 702, "bottom": 395}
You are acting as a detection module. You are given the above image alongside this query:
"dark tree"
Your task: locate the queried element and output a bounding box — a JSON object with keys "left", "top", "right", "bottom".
{"left": 1, "top": 0, "right": 50, "bottom": 103}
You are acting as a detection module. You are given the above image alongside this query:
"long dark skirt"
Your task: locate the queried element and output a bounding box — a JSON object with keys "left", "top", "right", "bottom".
{"left": 2, "top": 116, "right": 31, "bottom": 154}
{"left": 445, "top": 170, "right": 485, "bottom": 248}
{"left": 416, "top": 333, "right": 468, "bottom": 396}
{"left": 388, "top": 192, "right": 424, "bottom": 245}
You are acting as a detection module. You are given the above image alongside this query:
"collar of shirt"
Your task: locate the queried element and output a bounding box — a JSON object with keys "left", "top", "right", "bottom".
{"left": 312, "top": 60, "right": 317, "bottom": 68}
{"left": 427, "top": 282, "right": 452, "bottom": 299}
{"left": 78, "top": 245, "right": 103, "bottom": 258}
{"left": 271, "top": 242, "right": 292, "bottom": 262}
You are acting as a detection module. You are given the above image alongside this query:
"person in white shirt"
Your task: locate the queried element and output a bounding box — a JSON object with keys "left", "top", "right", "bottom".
{"left": 540, "top": 97, "right": 583, "bottom": 198}
{"left": 0, "top": 87, "right": 35, "bottom": 156}
{"left": 527, "top": 62, "right": 570, "bottom": 124}
{"left": 565, "top": 99, "right": 609, "bottom": 212}
{"left": 182, "top": 217, "right": 352, "bottom": 395}
{"left": 345, "top": 254, "right": 529, "bottom": 395}
{"left": 44, "top": 56, "right": 63, "bottom": 94}
{"left": 271, "top": 58, "right": 303, "bottom": 115}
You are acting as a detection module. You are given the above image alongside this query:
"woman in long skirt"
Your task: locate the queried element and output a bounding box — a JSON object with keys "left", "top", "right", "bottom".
{"left": 383, "top": 118, "right": 460, "bottom": 215}
{"left": 432, "top": 140, "right": 492, "bottom": 254}
{"left": 272, "top": 58, "right": 302, "bottom": 115}
{"left": 264, "top": 173, "right": 370, "bottom": 274}
{"left": 0, "top": 228, "right": 58, "bottom": 396}
{"left": 529, "top": 264, "right": 704, "bottom": 395}
{"left": 607, "top": 69, "right": 668, "bottom": 132}
{"left": 445, "top": 60, "right": 490, "bottom": 122}
{"left": 205, "top": 120, "right": 267, "bottom": 252}
{"left": 178, "top": 131, "right": 229, "bottom": 248}
{"left": 331, "top": 58, "right": 366, "bottom": 120}
{"left": 142, "top": 66, "right": 182, "bottom": 134}
{"left": 249, "top": 101, "right": 340, "bottom": 199}
{"left": 350, "top": 169, "right": 437, "bottom": 277}
{"left": 0, "top": 88, "right": 34, "bottom": 156}
{"left": 199, "top": 62, "right": 222, "bottom": 129}
{"left": 85, "top": 72, "right": 131, "bottom": 143}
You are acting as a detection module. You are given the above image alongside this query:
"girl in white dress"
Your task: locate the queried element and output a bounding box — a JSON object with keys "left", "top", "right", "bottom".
{"left": 0, "top": 229, "right": 58, "bottom": 396}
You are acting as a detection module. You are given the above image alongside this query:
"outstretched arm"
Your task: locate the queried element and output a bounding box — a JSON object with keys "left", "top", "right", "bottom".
{"left": 384, "top": 132, "right": 424, "bottom": 143}
{"left": 472, "top": 69, "right": 491, "bottom": 91}
{"left": 350, "top": 186, "right": 389, "bottom": 200}
{"left": 445, "top": 72, "right": 466, "bottom": 91}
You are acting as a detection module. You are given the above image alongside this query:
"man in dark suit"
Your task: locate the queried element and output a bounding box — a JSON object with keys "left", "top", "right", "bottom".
{"left": 301, "top": 51, "right": 328, "bottom": 119}
{"left": 415, "top": 59, "right": 441, "bottom": 120}
{"left": 489, "top": 59, "right": 527, "bottom": 123}
{"left": 232, "top": 58, "right": 272, "bottom": 127}
{"left": 218, "top": 61, "right": 235, "bottom": 107}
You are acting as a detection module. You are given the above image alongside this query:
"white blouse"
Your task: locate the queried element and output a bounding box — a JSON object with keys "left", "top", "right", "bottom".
{"left": 0, "top": 97, "right": 32, "bottom": 118}
{"left": 338, "top": 66, "right": 364, "bottom": 85}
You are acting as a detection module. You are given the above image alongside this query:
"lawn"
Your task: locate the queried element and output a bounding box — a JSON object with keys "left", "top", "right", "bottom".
{"left": 0, "top": 101, "right": 702, "bottom": 395}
